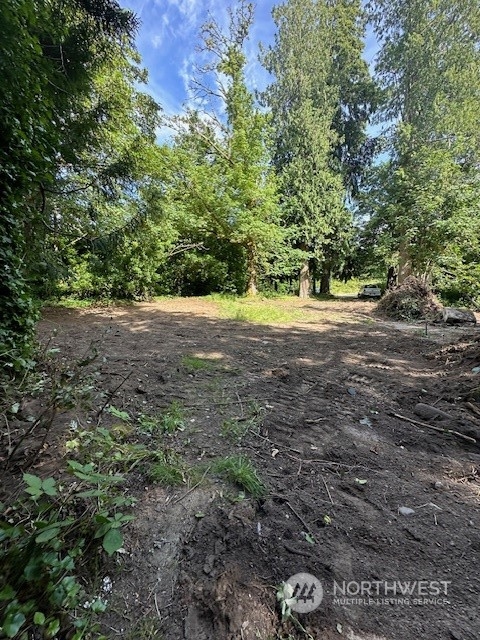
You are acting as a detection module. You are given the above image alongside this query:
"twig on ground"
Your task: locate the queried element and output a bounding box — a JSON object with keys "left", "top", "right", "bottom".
{"left": 391, "top": 412, "right": 476, "bottom": 444}
{"left": 285, "top": 500, "right": 314, "bottom": 536}
{"left": 322, "top": 475, "right": 334, "bottom": 505}
{"left": 154, "top": 593, "right": 161, "bottom": 620}
{"left": 465, "top": 401, "right": 480, "bottom": 419}
{"left": 172, "top": 466, "right": 211, "bottom": 505}
{"left": 236, "top": 391, "right": 244, "bottom": 418}
{"left": 95, "top": 372, "right": 132, "bottom": 423}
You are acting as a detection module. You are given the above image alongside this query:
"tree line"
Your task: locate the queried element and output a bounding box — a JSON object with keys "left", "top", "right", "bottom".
{"left": 1, "top": 0, "right": 479, "bottom": 370}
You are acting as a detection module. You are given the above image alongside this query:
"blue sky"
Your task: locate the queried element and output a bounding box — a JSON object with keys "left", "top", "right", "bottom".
{"left": 119, "top": 1, "right": 378, "bottom": 127}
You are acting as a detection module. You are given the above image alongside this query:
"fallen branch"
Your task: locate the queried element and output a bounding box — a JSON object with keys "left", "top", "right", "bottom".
{"left": 465, "top": 401, "right": 480, "bottom": 419}
{"left": 172, "top": 466, "right": 211, "bottom": 505}
{"left": 391, "top": 412, "right": 476, "bottom": 444}
{"left": 285, "top": 500, "right": 314, "bottom": 537}
{"left": 322, "top": 475, "right": 334, "bottom": 505}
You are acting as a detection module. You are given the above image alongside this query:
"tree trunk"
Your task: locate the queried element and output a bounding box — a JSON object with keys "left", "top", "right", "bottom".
{"left": 398, "top": 239, "right": 412, "bottom": 284}
{"left": 298, "top": 259, "right": 310, "bottom": 298}
{"left": 246, "top": 243, "right": 258, "bottom": 296}
{"left": 387, "top": 266, "right": 397, "bottom": 289}
{"left": 319, "top": 264, "right": 331, "bottom": 294}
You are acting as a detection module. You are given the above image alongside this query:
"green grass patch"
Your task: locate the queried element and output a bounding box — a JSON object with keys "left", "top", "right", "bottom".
{"left": 330, "top": 278, "right": 384, "bottom": 296}
{"left": 212, "top": 455, "right": 266, "bottom": 497}
{"left": 208, "top": 295, "right": 307, "bottom": 324}
{"left": 124, "top": 617, "right": 163, "bottom": 639}
{"left": 330, "top": 278, "right": 364, "bottom": 295}
{"left": 160, "top": 400, "right": 186, "bottom": 433}
{"left": 221, "top": 402, "right": 265, "bottom": 442}
{"left": 146, "top": 455, "right": 186, "bottom": 486}
{"left": 43, "top": 297, "right": 135, "bottom": 309}
{"left": 181, "top": 354, "right": 216, "bottom": 371}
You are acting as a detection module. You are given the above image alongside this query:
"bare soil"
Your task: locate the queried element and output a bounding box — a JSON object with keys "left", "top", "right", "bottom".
{"left": 28, "top": 298, "right": 480, "bottom": 638}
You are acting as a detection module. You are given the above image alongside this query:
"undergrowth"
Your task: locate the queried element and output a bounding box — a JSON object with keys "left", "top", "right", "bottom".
{"left": 212, "top": 455, "right": 266, "bottom": 497}
{"left": 0, "top": 342, "right": 196, "bottom": 639}
{"left": 0, "top": 463, "right": 134, "bottom": 639}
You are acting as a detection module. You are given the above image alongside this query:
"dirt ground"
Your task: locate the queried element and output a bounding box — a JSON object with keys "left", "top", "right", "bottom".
{"left": 29, "top": 298, "right": 480, "bottom": 638}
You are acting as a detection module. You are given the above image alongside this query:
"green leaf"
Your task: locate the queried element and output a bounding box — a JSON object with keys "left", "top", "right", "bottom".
{"left": 24, "top": 556, "right": 42, "bottom": 580}
{"left": 23, "top": 473, "right": 42, "bottom": 490}
{"left": 33, "top": 612, "right": 45, "bottom": 625}
{"left": 2, "top": 611, "right": 26, "bottom": 638}
{"left": 304, "top": 532, "right": 316, "bottom": 544}
{"left": 102, "top": 528, "right": 123, "bottom": 555}
{"left": 355, "top": 478, "right": 367, "bottom": 485}
{"left": 108, "top": 406, "right": 130, "bottom": 421}
{"left": 46, "top": 618, "right": 60, "bottom": 637}
{"left": 35, "top": 527, "right": 60, "bottom": 543}
{"left": 0, "top": 585, "right": 16, "bottom": 601}
{"left": 90, "top": 598, "right": 107, "bottom": 613}
{"left": 41, "top": 478, "right": 57, "bottom": 496}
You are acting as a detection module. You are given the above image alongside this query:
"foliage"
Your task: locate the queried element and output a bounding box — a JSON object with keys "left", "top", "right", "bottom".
{"left": 167, "top": 1, "right": 286, "bottom": 296}
{"left": 212, "top": 455, "right": 266, "bottom": 497}
{"left": 364, "top": 0, "right": 480, "bottom": 286}
{"left": 1, "top": 342, "right": 98, "bottom": 469}
{"left": 0, "top": 0, "right": 138, "bottom": 370}
{"left": 0, "top": 466, "right": 134, "bottom": 639}
{"left": 262, "top": 0, "right": 377, "bottom": 295}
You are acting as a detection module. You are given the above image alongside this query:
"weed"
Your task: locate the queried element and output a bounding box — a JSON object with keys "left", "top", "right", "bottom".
{"left": 0, "top": 465, "right": 134, "bottom": 639}
{"left": 2, "top": 343, "right": 98, "bottom": 468}
{"left": 147, "top": 457, "right": 185, "bottom": 486}
{"left": 138, "top": 412, "right": 162, "bottom": 435}
{"left": 160, "top": 400, "right": 186, "bottom": 433}
{"left": 66, "top": 425, "right": 164, "bottom": 475}
{"left": 276, "top": 583, "right": 314, "bottom": 639}
{"left": 124, "top": 617, "right": 163, "bottom": 639}
{"left": 181, "top": 355, "right": 215, "bottom": 371}
{"left": 212, "top": 455, "right": 266, "bottom": 497}
{"left": 221, "top": 400, "right": 265, "bottom": 442}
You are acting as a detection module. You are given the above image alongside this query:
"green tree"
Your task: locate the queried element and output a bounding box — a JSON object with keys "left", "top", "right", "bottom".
{"left": 262, "top": 0, "right": 376, "bottom": 296}
{"left": 42, "top": 49, "right": 163, "bottom": 300}
{"left": 0, "top": 0, "right": 137, "bottom": 370}
{"left": 366, "top": 0, "right": 480, "bottom": 284}
{"left": 170, "top": 1, "right": 283, "bottom": 296}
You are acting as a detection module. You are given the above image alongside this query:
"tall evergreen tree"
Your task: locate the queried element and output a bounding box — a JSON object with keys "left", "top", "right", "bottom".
{"left": 366, "top": 0, "right": 480, "bottom": 283}
{"left": 262, "top": 0, "right": 376, "bottom": 296}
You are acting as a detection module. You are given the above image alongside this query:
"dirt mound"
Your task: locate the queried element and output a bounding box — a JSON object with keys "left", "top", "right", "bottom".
{"left": 377, "top": 276, "right": 443, "bottom": 321}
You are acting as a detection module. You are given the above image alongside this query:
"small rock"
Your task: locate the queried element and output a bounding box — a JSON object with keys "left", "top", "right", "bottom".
{"left": 433, "top": 481, "right": 443, "bottom": 490}
{"left": 414, "top": 403, "right": 453, "bottom": 422}
{"left": 398, "top": 506, "right": 415, "bottom": 516}
{"left": 442, "top": 307, "right": 476, "bottom": 325}
{"left": 347, "top": 387, "right": 357, "bottom": 397}
{"left": 203, "top": 554, "right": 215, "bottom": 575}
